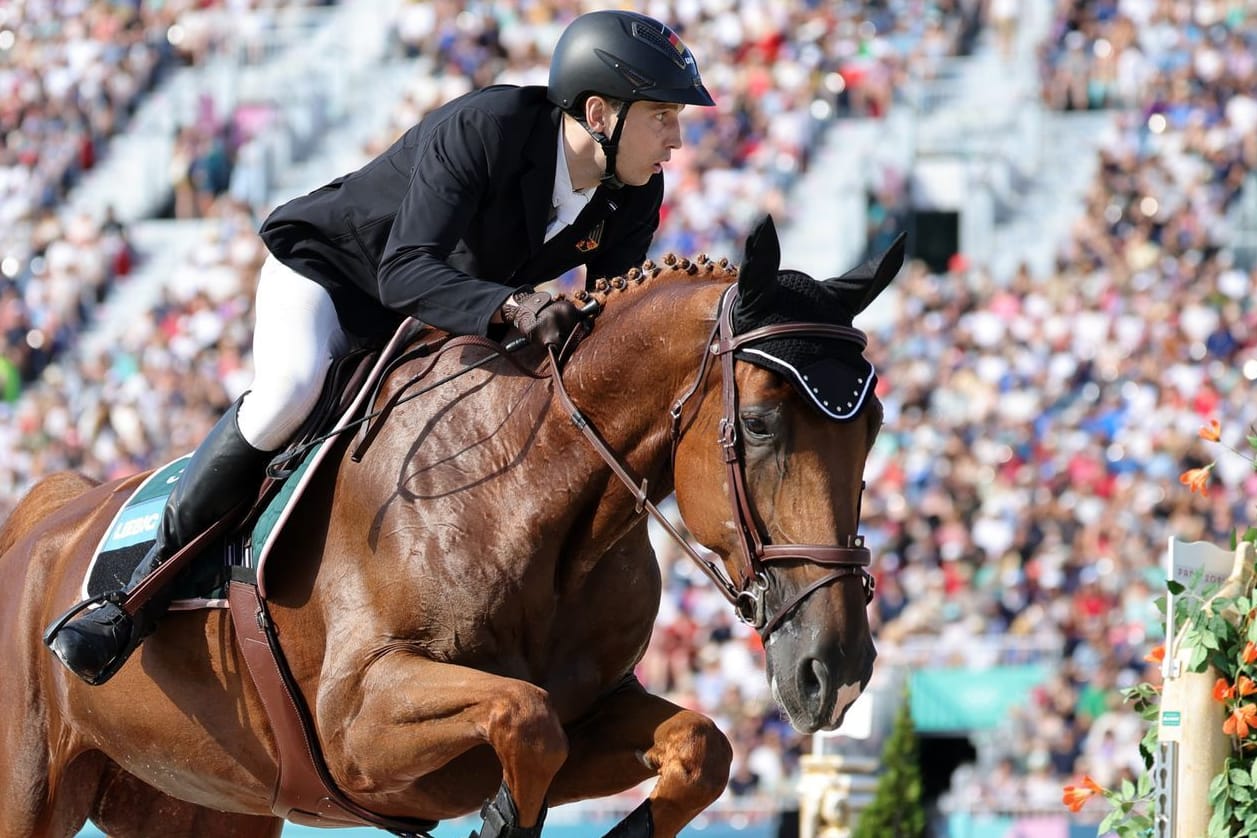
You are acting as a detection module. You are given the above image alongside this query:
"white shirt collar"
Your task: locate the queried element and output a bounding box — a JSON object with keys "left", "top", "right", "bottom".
{"left": 546, "top": 129, "right": 596, "bottom": 242}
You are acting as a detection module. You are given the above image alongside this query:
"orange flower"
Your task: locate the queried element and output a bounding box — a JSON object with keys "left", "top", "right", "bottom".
{"left": 1180, "top": 464, "right": 1214, "bottom": 497}
{"left": 1223, "top": 703, "right": 1257, "bottom": 738}
{"left": 1144, "top": 645, "right": 1165, "bottom": 665}
{"left": 1199, "top": 419, "right": 1222, "bottom": 442}
{"left": 1238, "top": 675, "right": 1257, "bottom": 697}
{"left": 1244, "top": 641, "right": 1257, "bottom": 665}
{"left": 1215, "top": 677, "right": 1236, "bottom": 702}
{"left": 1062, "top": 776, "right": 1104, "bottom": 813}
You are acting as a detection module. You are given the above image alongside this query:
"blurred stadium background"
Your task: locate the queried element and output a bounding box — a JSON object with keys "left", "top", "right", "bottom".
{"left": 4, "top": 0, "right": 1256, "bottom": 836}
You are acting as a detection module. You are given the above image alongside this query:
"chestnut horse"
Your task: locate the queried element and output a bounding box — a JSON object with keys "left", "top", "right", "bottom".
{"left": 0, "top": 218, "right": 900, "bottom": 838}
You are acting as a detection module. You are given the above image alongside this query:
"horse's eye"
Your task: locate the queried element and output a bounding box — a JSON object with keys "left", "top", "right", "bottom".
{"left": 741, "top": 414, "right": 774, "bottom": 441}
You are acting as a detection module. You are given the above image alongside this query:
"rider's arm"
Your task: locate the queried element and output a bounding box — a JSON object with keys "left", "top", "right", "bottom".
{"left": 375, "top": 106, "right": 520, "bottom": 336}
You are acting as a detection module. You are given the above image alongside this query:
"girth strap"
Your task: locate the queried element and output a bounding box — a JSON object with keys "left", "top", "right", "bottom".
{"left": 228, "top": 580, "right": 437, "bottom": 835}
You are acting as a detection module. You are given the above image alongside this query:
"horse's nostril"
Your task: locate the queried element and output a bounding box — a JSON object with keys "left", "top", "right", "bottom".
{"left": 799, "top": 657, "right": 828, "bottom": 702}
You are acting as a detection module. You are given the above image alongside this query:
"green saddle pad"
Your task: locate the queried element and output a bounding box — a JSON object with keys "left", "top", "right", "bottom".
{"left": 84, "top": 442, "right": 324, "bottom": 603}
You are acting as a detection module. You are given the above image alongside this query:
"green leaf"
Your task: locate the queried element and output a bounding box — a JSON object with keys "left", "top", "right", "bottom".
{"left": 1245, "top": 811, "right": 1257, "bottom": 834}
{"left": 1153, "top": 595, "right": 1168, "bottom": 618}
{"left": 1098, "top": 810, "right": 1120, "bottom": 835}
{"left": 1168, "top": 580, "right": 1187, "bottom": 596}
{"left": 1213, "top": 614, "right": 1239, "bottom": 640}
{"left": 1139, "top": 730, "right": 1157, "bottom": 768}
{"left": 1212, "top": 803, "right": 1234, "bottom": 838}
{"left": 1236, "top": 784, "right": 1254, "bottom": 803}
{"left": 1212, "top": 769, "right": 1231, "bottom": 801}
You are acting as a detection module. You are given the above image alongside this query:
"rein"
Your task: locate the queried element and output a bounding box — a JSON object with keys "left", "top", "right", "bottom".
{"left": 267, "top": 332, "right": 545, "bottom": 477}
{"left": 331, "top": 286, "right": 876, "bottom": 641}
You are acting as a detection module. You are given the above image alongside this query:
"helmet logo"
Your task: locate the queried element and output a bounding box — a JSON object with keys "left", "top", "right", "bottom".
{"left": 631, "top": 20, "right": 694, "bottom": 70}
{"left": 664, "top": 28, "right": 690, "bottom": 62}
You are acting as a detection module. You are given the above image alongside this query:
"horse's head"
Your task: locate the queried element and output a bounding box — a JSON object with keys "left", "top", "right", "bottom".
{"left": 672, "top": 216, "right": 903, "bottom": 733}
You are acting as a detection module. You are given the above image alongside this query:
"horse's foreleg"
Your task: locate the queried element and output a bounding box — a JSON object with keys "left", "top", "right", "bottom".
{"left": 326, "top": 654, "right": 566, "bottom": 830}
{"left": 551, "top": 678, "right": 733, "bottom": 838}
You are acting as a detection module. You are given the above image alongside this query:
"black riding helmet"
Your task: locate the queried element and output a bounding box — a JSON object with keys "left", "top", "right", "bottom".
{"left": 548, "top": 10, "right": 715, "bottom": 188}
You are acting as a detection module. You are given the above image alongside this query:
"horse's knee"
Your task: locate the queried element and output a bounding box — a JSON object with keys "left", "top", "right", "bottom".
{"left": 659, "top": 714, "right": 732, "bottom": 803}
{"left": 486, "top": 681, "right": 568, "bottom": 776}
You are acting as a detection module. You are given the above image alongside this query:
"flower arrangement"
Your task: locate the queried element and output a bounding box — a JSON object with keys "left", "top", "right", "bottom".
{"left": 1060, "top": 418, "right": 1257, "bottom": 837}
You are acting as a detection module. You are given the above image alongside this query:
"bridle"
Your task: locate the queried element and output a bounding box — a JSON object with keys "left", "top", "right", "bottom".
{"left": 551, "top": 284, "right": 876, "bottom": 640}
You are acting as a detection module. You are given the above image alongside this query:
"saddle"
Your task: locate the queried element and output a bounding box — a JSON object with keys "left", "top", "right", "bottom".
{"left": 84, "top": 319, "right": 476, "bottom": 837}
{"left": 82, "top": 319, "right": 426, "bottom": 609}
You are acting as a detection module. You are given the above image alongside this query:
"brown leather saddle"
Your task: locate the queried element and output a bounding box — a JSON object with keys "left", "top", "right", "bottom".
{"left": 120, "top": 319, "right": 488, "bottom": 836}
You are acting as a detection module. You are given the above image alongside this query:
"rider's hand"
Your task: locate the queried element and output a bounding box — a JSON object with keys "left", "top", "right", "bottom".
{"left": 501, "top": 289, "right": 587, "bottom": 349}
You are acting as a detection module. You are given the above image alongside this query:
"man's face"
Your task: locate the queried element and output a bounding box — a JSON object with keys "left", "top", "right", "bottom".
{"left": 609, "top": 101, "right": 685, "bottom": 187}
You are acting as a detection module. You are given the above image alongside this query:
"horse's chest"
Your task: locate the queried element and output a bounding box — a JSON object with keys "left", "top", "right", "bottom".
{"left": 477, "top": 588, "right": 657, "bottom": 718}
{"left": 538, "top": 617, "right": 651, "bottom": 717}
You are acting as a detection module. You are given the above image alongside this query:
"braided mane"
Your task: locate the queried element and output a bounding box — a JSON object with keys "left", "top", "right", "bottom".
{"left": 568, "top": 253, "right": 739, "bottom": 310}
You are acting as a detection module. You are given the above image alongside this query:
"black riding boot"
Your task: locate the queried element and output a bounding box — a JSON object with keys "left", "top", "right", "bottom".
{"left": 46, "top": 401, "right": 272, "bottom": 685}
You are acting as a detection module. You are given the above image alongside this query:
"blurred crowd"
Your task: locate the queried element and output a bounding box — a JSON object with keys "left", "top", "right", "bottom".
{"left": 0, "top": 0, "right": 985, "bottom": 816}
{"left": 0, "top": 0, "right": 339, "bottom": 388}
{"left": 6, "top": 0, "right": 1257, "bottom": 828}
{"left": 914, "top": 0, "right": 1257, "bottom": 816}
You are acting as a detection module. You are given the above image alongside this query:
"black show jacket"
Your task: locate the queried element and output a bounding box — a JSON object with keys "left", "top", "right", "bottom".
{"left": 259, "top": 85, "right": 663, "bottom": 342}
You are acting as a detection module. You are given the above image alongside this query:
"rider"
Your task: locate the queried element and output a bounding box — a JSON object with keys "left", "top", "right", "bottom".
{"left": 47, "top": 9, "right": 715, "bottom": 686}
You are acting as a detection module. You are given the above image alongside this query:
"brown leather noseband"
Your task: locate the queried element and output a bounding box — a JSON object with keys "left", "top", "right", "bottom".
{"left": 549, "top": 285, "right": 875, "bottom": 641}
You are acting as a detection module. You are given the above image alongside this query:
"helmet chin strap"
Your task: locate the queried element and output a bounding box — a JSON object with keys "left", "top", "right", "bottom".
{"left": 580, "top": 100, "right": 632, "bottom": 190}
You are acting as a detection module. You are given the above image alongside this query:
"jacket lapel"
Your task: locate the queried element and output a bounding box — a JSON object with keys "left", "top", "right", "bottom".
{"left": 515, "top": 191, "right": 616, "bottom": 283}
{"left": 521, "top": 107, "right": 562, "bottom": 252}
{"left": 563, "top": 190, "right": 614, "bottom": 251}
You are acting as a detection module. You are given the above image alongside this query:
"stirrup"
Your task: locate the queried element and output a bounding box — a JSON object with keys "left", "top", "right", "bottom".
{"left": 41, "top": 589, "right": 128, "bottom": 648}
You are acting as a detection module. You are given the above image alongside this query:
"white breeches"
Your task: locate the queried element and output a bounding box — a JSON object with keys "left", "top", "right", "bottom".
{"left": 236, "top": 255, "right": 355, "bottom": 451}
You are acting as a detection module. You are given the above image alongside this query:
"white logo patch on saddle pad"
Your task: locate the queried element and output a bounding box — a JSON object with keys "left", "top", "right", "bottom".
{"left": 83, "top": 455, "right": 192, "bottom": 601}
{"left": 80, "top": 441, "right": 329, "bottom": 609}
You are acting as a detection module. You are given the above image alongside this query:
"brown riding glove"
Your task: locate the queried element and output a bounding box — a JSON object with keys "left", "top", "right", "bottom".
{"left": 501, "top": 289, "right": 587, "bottom": 349}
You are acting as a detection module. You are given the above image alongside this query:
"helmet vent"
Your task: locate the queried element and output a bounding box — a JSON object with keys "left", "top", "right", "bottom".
{"left": 630, "top": 21, "right": 691, "bottom": 71}
{"left": 595, "top": 48, "right": 654, "bottom": 92}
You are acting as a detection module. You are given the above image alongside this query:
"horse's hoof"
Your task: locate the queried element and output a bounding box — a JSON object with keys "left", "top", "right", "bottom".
{"left": 45, "top": 603, "right": 138, "bottom": 686}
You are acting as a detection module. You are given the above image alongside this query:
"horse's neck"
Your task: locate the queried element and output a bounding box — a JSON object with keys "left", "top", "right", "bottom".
{"left": 336, "top": 278, "right": 725, "bottom": 599}
{"left": 562, "top": 280, "right": 725, "bottom": 501}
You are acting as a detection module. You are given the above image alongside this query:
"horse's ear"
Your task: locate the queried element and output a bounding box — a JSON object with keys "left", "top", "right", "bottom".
{"left": 737, "top": 215, "right": 781, "bottom": 312}
{"left": 823, "top": 232, "right": 906, "bottom": 315}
